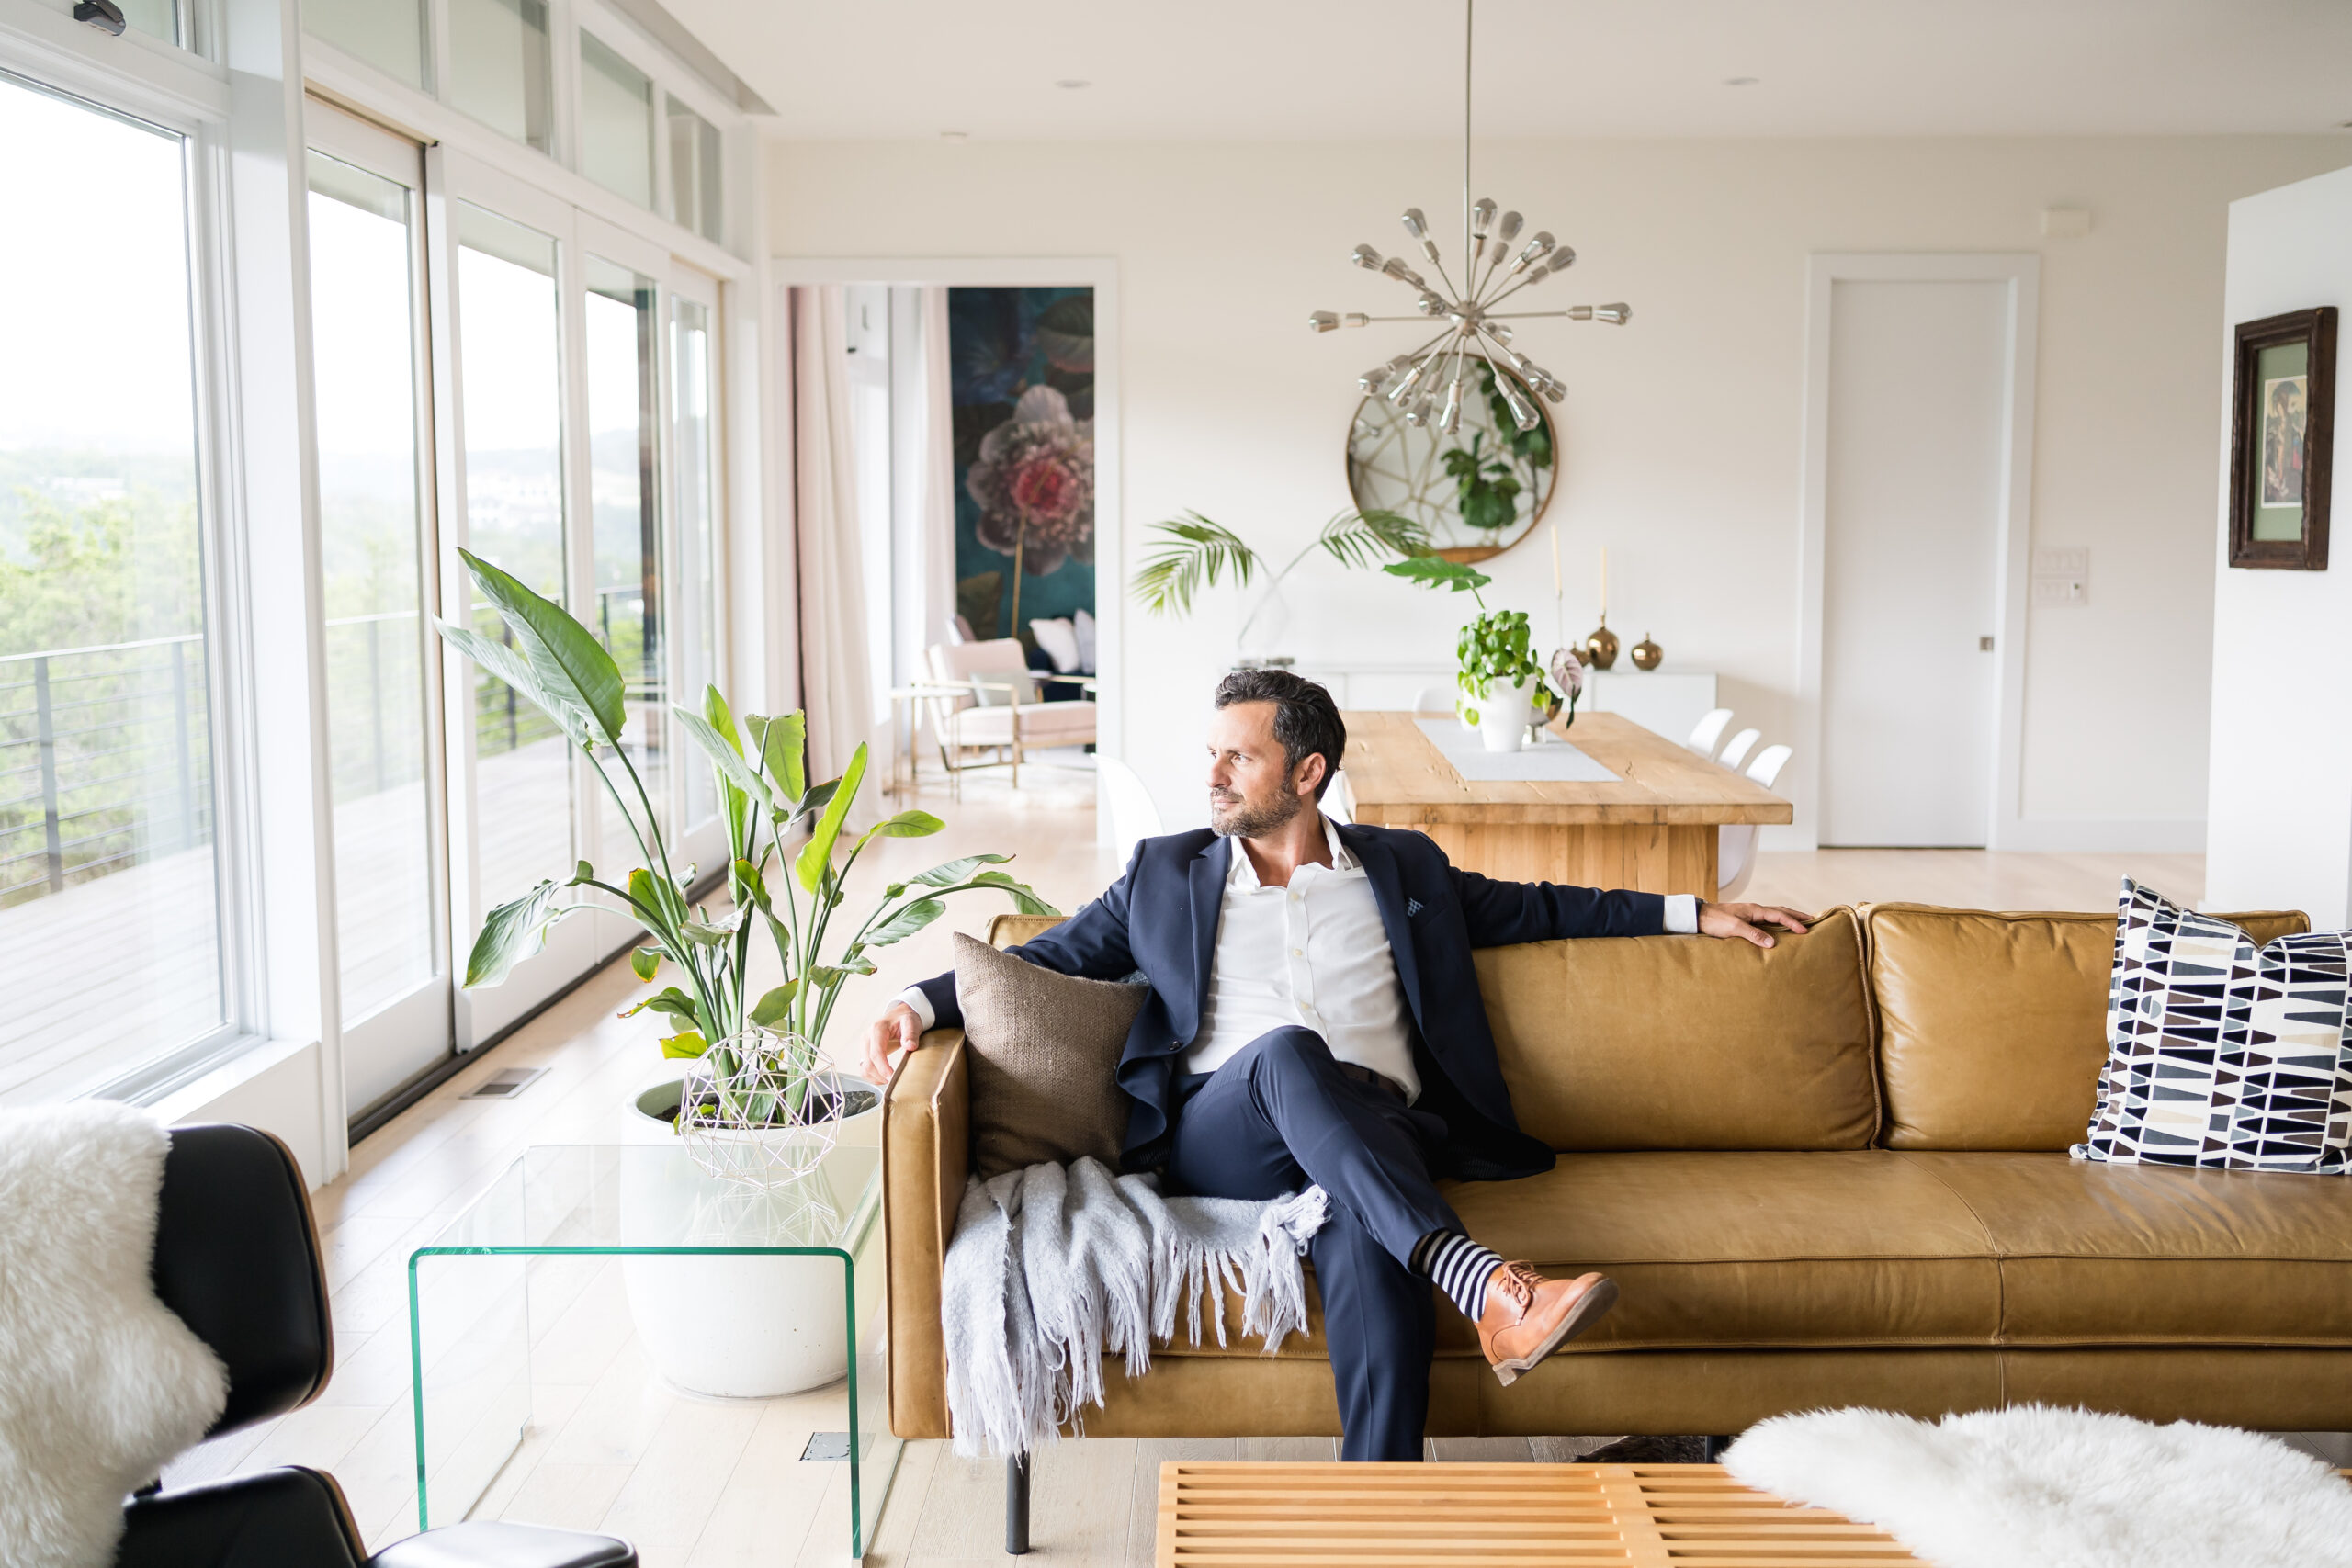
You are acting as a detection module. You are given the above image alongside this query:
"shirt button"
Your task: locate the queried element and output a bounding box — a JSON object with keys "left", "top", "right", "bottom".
{"left": 1291, "top": 948, "right": 1303, "bottom": 957}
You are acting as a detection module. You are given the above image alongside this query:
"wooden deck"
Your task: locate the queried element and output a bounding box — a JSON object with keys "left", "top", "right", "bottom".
{"left": 1156, "top": 1461, "right": 1917, "bottom": 1566}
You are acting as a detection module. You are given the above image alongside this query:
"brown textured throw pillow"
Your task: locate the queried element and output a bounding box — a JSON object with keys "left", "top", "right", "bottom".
{"left": 953, "top": 931, "right": 1145, "bottom": 1179}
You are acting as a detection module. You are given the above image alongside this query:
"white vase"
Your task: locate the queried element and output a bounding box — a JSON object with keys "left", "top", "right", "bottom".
{"left": 619, "top": 1073, "right": 881, "bottom": 1399}
{"left": 1478, "top": 676, "right": 1532, "bottom": 752}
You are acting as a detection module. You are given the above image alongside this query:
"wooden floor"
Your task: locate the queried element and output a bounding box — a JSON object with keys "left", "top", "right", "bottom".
{"left": 161, "top": 761, "right": 2331, "bottom": 1565}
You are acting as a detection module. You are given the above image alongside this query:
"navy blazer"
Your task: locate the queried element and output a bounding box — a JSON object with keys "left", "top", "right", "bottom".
{"left": 914, "top": 822, "right": 1668, "bottom": 1180}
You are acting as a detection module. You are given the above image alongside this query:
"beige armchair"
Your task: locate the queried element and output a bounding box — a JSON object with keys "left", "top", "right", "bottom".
{"left": 919, "top": 638, "right": 1096, "bottom": 791}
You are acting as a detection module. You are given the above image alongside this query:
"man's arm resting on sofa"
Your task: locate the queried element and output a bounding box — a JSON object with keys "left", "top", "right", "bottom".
{"left": 882, "top": 1026, "right": 967, "bottom": 1442}
{"left": 1448, "top": 865, "right": 1812, "bottom": 950}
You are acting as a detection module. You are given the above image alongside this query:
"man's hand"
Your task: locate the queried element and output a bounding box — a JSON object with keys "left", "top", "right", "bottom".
{"left": 860, "top": 1000, "right": 924, "bottom": 1086}
{"left": 1697, "top": 900, "right": 1815, "bottom": 949}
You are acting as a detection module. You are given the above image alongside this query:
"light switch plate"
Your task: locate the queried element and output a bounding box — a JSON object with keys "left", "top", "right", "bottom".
{"left": 2033, "top": 547, "right": 2089, "bottom": 577}
{"left": 2032, "top": 576, "right": 2087, "bottom": 605}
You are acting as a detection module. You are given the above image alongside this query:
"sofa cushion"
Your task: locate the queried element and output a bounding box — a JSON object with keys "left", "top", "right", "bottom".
{"left": 1896, "top": 1152, "right": 2352, "bottom": 1347}
{"left": 1478, "top": 908, "right": 1879, "bottom": 1151}
{"left": 1155, "top": 1149, "right": 2352, "bottom": 1360}
{"left": 1868, "top": 904, "right": 2310, "bottom": 1151}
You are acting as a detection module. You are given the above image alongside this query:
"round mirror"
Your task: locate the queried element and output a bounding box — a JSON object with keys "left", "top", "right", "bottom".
{"left": 1345, "top": 363, "right": 1556, "bottom": 562}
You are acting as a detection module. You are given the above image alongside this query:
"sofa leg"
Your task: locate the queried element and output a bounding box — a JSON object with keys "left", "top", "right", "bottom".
{"left": 1704, "top": 1435, "right": 1736, "bottom": 1462}
{"left": 1006, "top": 1453, "right": 1031, "bottom": 1555}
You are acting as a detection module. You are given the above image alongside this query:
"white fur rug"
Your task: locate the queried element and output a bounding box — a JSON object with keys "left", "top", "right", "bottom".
{"left": 0, "top": 1103, "right": 228, "bottom": 1568}
{"left": 1723, "top": 1405, "right": 2352, "bottom": 1568}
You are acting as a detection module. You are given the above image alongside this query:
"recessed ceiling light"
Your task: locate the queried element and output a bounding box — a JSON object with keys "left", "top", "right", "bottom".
{"left": 1056, "top": 78, "right": 1091, "bottom": 90}
{"left": 940, "top": 130, "right": 968, "bottom": 140}
{"left": 1724, "top": 76, "right": 1759, "bottom": 87}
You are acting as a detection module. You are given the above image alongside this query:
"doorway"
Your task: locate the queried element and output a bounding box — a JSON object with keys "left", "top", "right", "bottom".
{"left": 1800, "top": 254, "right": 2039, "bottom": 851}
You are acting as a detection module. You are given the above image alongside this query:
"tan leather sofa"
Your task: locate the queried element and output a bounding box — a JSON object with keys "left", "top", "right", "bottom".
{"left": 884, "top": 901, "right": 2348, "bottom": 1442}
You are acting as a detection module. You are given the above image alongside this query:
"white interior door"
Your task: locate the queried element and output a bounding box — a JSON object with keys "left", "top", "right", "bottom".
{"left": 1820, "top": 278, "right": 2008, "bottom": 847}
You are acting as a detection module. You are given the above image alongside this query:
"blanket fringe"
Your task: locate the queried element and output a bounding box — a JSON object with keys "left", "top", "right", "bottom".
{"left": 943, "top": 1158, "right": 1328, "bottom": 1460}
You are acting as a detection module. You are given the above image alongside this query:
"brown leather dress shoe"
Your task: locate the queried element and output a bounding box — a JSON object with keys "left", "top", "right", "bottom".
{"left": 1475, "top": 1262, "right": 1619, "bottom": 1387}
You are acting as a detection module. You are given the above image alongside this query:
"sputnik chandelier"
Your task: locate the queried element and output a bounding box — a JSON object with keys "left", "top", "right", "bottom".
{"left": 1307, "top": 0, "right": 1629, "bottom": 435}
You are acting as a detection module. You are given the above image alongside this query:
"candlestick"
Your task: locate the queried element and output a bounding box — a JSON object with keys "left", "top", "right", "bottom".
{"left": 1600, "top": 546, "right": 1609, "bottom": 618}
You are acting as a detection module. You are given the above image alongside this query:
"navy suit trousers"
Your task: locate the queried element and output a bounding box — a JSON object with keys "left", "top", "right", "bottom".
{"left": 1166, "top": 1026, "right": 1467, "bottom": 1461}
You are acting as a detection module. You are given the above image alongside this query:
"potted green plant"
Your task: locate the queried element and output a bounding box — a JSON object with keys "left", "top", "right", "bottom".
{"left": 435, "top": 548, "right": 1057, "bottom": 1395}
{"left": 1454, "top": 608, "right": 1555, "bottom": 752}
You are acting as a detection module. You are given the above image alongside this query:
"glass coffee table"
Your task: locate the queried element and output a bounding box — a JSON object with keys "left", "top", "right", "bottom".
{"left": 406, "top": 1140, "right": 899, "bottom": 1558}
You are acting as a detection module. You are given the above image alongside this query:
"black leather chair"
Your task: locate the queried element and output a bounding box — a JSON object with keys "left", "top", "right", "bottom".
{"left": 117, "top": 1123, "right": 635, "bottom": 1568}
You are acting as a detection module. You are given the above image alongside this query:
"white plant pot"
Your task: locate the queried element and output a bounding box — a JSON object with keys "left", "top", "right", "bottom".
{"left": 1478, "top": 676, "right": 1532, "bottom": 752}
{"left": 619, "top": 1073, "right": 881, "bottom": 1399}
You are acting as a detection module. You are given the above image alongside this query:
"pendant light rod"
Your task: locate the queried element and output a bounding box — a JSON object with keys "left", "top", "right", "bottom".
{"left": 1463, "top": 0, "right": 1474, "bottom": 283}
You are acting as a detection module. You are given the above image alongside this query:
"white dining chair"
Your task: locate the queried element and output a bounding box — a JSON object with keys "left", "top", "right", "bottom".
{"left": 1716, "top": 727, "right": 1762, "bottom": 772}
{"left": 1097, "top": 754, "right": 1165, "bottom": 866}
{"left": 1716, "top": 743, "right": 1795, "bottom": 901}
{"left": 1326, "top": 767, "right": 1357, "bottom": 825}
{"left": 1685, "top": 707, "right": 1734, "bottom": 758}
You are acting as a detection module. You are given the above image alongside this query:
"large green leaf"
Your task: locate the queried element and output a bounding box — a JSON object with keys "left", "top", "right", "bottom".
{"left": 673, "top": 704, "right": 774, "bottom": 813}
{"left": 660, "top": 1031, "right": 707, "bottom": 1060}
{"left": 435, "top": 621, "right": 595, "bottom": 748}
{"left": 865, "top": 897, "right": 946, "bottom": 946}
{"left": 795, "top": 744, "right": 868, "bottom": 894}
{"left": 748, "top": 980, "right": 799, "bottom": 1027}
{"left": 752, "top": 710, "right": 808, "bottom": 804}
{"left": 1383, "top": 555, "right": 1493, "bottom": 598}
{"left": 909, "top": 852, "right": 1013, "bottom": 887}
{"left": 968, "top": 870, "right": 1062, "bottom": 917}
{"left": 629, "top": 947, "right": 662, "bottom": 982}
{"left": 456, "top": 549, "right": 625, "bottom": 746}
{"left": 855, "top": 809, "right": 944, "bottom": 851}
{"left": 620, "top": 987, "right": 702, "bottom": 1025}
{"left": 465, "top": 880, "right": 566, "bottom": 987}
{"left": 808, "top": 954, "right": 878, "bottom": 988}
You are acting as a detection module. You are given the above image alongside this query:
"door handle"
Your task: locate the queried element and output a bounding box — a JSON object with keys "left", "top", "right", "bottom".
{"left": 1979, "top": 637, "right": 1995, "bottom": 651}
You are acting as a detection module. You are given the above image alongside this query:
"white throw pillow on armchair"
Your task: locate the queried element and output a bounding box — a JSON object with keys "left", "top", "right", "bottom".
{"left": 1072, "top": 607, "right": 1097, "bottom": 673}
{"left": 1028, "top": 617, "right": 1081, "bottom": 674}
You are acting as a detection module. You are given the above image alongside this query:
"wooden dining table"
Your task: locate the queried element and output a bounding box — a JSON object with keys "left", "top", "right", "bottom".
{"left": 1339, "top": 710, "right": 1792, "bottom": 898}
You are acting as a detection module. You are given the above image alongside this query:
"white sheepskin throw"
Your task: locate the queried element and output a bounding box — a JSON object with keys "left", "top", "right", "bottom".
{"left": 1723, "top": 1404, "right": 2352, "bottom": 1568}
{"left": 0, "top": 1103, "right": 229, "bottom": 1568}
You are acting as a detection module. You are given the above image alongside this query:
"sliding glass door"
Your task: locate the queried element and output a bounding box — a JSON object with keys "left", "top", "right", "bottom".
{"left": 306, "top": 105, "right": 453, "bottom": 1115}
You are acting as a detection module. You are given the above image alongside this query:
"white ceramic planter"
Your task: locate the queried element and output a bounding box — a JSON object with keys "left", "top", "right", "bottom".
{"left": 620, "top": 1073, "right": 880, "bottom": 1399}
{"left": 1478, "top": 676, "right": 1533, "bottom": 752}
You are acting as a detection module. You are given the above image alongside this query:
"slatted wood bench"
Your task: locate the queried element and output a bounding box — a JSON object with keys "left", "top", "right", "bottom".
{"left": 1154, "top": 1461, "right": 1919, "bottom": 1566}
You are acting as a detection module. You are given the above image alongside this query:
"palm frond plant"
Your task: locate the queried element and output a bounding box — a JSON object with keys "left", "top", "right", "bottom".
{"left": 435, "top": 548, "right": 1058, "bottom": 1169}
{"left": 1132, "top": 509, "right": 1442, "bottom": 649}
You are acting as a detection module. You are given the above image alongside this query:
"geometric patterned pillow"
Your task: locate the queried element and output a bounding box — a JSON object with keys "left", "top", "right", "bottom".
{"left": 2073, "top": 879, "right": 2352, "bottom": 1171}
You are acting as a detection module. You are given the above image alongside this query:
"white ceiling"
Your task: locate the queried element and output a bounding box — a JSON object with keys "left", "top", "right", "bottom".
{"left": 661, "top": 0, "right": 2352, "bottom": 141}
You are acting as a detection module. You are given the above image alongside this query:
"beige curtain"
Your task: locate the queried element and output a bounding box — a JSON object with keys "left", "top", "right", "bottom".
{"left": 789, "top": 286, "right": 876, "bottom": 792}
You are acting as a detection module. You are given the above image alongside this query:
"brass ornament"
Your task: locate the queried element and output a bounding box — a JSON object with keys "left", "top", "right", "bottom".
{"left": 1583, "top": 616, "right": 1620, "bottom": 671}
{"left": 1630, "top": 633, "right": 1662, "bottom": 671}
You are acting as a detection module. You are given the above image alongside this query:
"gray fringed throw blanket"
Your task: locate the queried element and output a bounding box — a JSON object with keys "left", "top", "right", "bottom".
{"left": 942, "top": 1156, "right": 1329, "bottom": 1458}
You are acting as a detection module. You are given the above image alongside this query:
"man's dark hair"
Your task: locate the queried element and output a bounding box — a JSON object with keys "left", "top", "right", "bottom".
{"left": 1214, "top": 669, "right": 1347, "bottom": 801}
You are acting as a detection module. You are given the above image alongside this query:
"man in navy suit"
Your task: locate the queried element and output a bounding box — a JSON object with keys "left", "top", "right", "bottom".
{"left": 864, "top": 670, "right": 1809, "bottom": 1460}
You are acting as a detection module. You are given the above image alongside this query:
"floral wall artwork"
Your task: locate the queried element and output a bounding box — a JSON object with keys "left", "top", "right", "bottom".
{"left": 948, "top": 287, "right": 1094, "bottom": 647}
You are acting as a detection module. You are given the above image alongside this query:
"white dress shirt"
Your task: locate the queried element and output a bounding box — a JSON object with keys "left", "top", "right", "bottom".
{"left": 894, "top": 819, "right": 1701, "bottom": 1093}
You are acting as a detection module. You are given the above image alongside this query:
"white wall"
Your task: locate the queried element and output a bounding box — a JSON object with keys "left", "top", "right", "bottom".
{"left": 2206, "top": 163, "right": 2352, "bottom": 929}
{"left": 771, "top": 135, "right": 2348, "bottom": 842}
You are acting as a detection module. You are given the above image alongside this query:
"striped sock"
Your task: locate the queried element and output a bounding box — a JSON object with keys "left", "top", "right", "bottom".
{"left": 1411, "top": 1231, "right": 1505, "bottom": 1320}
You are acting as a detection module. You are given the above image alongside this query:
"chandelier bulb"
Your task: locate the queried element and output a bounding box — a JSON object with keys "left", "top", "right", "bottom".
{"left": 1485, "top": 321, "right": 1515, "bottom": 345}
{"left": 1471, "top": 197, "right": 1497, "bottom": 238}
{"left": 1548, "top": 244, "right": 1577, "bottom": 274}
{"left": 1438, "top": 380, "right": 1464, "bottom": 435}
{"left": 1381, "top": 256, "right": 1427, "bottom": 289}
{"left": 1351, "top": 243, "right": 1384, "bottom": 271}
{"left": 1399, "top": 207, "right": 1429, "bottom": 240}
{"left": 1419, "top": 237, "right": 1442, "bottom": 265}
{"left": 1307, "top": 310, "right": 1340, "bottom": 333}
{"left": 1510, "top": 231, "right": 1557, "bottom": 274}
{"left": 1341, "top": 312, "right": 1370, "bottom": 329}
{"left": 1498, "top": 377, "right": 1539, "bottom": 432}
{"left": 1497, "top": 210, "right": 1524, "bottom": 245}
{"left": 1417, "top": 290, "right": 1447, "bottom": 316}
{"left": 1594, "top": 302, "right": 1631, "bottom": 325}
{"left": 1403, "top": 391, "right": 1434, "bottom": 428}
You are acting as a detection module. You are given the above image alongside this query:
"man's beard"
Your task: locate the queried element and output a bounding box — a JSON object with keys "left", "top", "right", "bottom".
{"left": 1208, "top": 786, "right": 1306, "bottom": 839}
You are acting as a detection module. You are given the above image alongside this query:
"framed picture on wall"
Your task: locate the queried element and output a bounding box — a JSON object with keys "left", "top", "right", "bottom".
{"left": 2228, "top": 305, "right": 2335, "bottom": 570}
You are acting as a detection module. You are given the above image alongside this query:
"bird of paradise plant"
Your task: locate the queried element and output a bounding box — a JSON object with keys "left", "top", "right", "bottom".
{"left": 435, "top": 548, "right": 1058, "bottom": 1131}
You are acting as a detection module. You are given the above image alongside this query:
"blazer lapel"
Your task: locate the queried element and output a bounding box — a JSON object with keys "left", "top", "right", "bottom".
{"left": 1343, "top": 826, "right": 1426, "bottom": 1032}
{"left": 1185, "top": 836, "right": 1231, "bottom": 1043}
